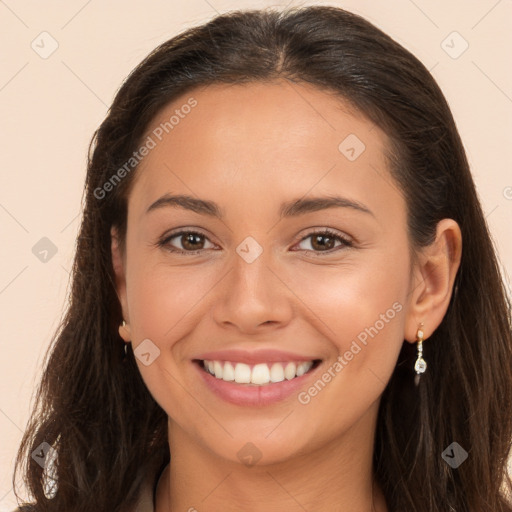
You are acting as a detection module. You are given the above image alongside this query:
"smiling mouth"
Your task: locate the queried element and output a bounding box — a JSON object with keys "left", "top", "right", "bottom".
{"left": 194, "top": 359, "right": 322, "bottom": 386}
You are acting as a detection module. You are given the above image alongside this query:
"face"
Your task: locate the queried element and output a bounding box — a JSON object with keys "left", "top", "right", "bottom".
{"left": 113, "top": 80, "right": 417, "bottom": 466}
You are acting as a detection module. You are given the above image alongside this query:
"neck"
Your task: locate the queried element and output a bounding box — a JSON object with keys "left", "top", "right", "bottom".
{"left": 156, "top": 403, "right": 388, "bottom": 512}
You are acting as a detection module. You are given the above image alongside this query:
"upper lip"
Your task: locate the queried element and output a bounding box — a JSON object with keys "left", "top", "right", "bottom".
{"left": 194, "top": 349, "right": 321, "bottom": 365}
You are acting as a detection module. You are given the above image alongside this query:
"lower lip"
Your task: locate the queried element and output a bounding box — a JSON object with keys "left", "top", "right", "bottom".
{"left": 194, "top": 361, "right": 321, "bottom": 406}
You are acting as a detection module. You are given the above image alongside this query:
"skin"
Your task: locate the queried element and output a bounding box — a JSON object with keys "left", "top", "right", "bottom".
{"left": 112, "top": 80, "right": 462, "bottom": 511}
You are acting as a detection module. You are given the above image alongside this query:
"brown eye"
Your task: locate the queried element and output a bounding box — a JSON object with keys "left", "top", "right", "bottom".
{"left": 296, "top": 229, "right": 353, "bottom": 253}
{"left": 181, "top": 232, "right": 205, "bottom": 250}
{"left": 159, "top": 230, "right": 215, "bottom": 253}
{"left": 310, "top": 233, "right": 336, "bottom": 251}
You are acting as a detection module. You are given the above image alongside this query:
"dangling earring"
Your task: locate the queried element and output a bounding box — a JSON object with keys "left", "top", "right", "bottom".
{"left": 414, "top": 323, "right": 426, "bottom": 386}
{"left": 120, "top": 320, "right": 129, "bottom": 360}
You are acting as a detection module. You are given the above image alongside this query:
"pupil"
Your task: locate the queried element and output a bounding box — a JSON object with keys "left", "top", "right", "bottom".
{"left": 313, "top": 234, "right": 333, "bottom": 250}
{"left": 183, "top": 233, "right": 202, "bottom": 250}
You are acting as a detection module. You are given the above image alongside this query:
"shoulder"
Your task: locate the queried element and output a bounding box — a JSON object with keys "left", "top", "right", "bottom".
{"left": 8, "top": 464, "right": 166, "bottom": 512}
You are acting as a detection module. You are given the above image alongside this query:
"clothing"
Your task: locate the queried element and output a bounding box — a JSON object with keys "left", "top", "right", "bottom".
{"left": 134, "top": 463, "right": 165, "bottom": 512}
{"left": 11, "top": 463, "right": 167, "bottom": 512}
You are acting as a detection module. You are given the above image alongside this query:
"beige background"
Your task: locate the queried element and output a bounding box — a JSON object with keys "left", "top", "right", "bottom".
{"left": 1, "top": 0, "right": 511, "bottom": 508}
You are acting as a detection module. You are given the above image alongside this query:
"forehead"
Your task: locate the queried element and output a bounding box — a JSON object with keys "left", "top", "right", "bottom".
{"left": 140, "top": 79, "right": 386, "bottom": 159}
{"left": 129, "top": 80, "right": 402, "bottom": 223}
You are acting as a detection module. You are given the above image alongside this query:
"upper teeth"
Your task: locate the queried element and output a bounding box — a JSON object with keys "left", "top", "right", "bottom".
{"left": 203, "top": 360, "right": 314, "bottom": 385}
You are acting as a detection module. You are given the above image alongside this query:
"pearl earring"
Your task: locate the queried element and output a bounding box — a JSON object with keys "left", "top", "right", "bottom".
{"left": 414, "top": 323, "right": 427, "bottom": 386}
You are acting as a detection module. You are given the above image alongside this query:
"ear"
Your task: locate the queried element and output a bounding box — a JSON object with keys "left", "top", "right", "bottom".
{"left": 111, "top": 226, "right": 131, "bottom": 342}
{"left": 404, "top": 218, "right": 462, "bottom": 343}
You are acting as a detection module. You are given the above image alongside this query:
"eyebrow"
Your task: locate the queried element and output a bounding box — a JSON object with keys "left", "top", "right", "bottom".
{"left": 146, "top": 193, "right": 374, "bottom": 218}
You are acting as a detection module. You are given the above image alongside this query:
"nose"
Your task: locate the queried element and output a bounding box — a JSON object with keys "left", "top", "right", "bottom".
{"left": 211, "top": 244, "right": 294, "bottom": 335}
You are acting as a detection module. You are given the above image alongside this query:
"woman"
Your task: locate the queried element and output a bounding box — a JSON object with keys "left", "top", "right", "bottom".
{"left": 12, "top": 5, "right": 512, "bottom": 512}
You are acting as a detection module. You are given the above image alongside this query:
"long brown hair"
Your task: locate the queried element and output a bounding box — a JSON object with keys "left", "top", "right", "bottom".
{"left": 13, "top": 6, "right": 512, "bottom": 511}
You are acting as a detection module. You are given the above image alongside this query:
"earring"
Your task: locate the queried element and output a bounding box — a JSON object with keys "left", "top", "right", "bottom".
{"left": 119, "top": 319, "right": 129, "bottom": 337}
{"left": 414, "top": 323, "right": 426, "bottom": 386}
{"left": 120, "top": 320, "right": 130, "bottom": 360}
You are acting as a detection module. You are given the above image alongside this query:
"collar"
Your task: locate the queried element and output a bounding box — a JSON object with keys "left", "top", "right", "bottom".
{"left": 134, "top": 463, "right": 168, "bottom": 512}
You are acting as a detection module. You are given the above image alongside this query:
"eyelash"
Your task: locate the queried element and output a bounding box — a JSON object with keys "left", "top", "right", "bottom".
{"left": 156, "top": 228, "right": 353, "bottom": 256}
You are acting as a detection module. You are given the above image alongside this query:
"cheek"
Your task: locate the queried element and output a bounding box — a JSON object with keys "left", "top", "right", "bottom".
{"left": 288, "top": 249, "right": 408, "bottom": 346}
{"left": 287, "top": 251, "right": 408, "bottom": 407}
{"left": 126, "top": 258, "right": 219, "bottom": 344}
{"left": 123, "top": 260, "right": 219, "bottom": 419}
{"left": 289, "top": 252, "right": 409, "bottom": 425}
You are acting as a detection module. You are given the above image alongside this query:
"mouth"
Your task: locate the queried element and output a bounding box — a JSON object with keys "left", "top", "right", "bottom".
{"left": 194, "top": 359, "right": 322, "bottom": 386}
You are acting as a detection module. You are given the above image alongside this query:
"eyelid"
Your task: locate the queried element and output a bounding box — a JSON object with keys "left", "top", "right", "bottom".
{"left": 297, "top": 227, "right": 353, "bottom": 243}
